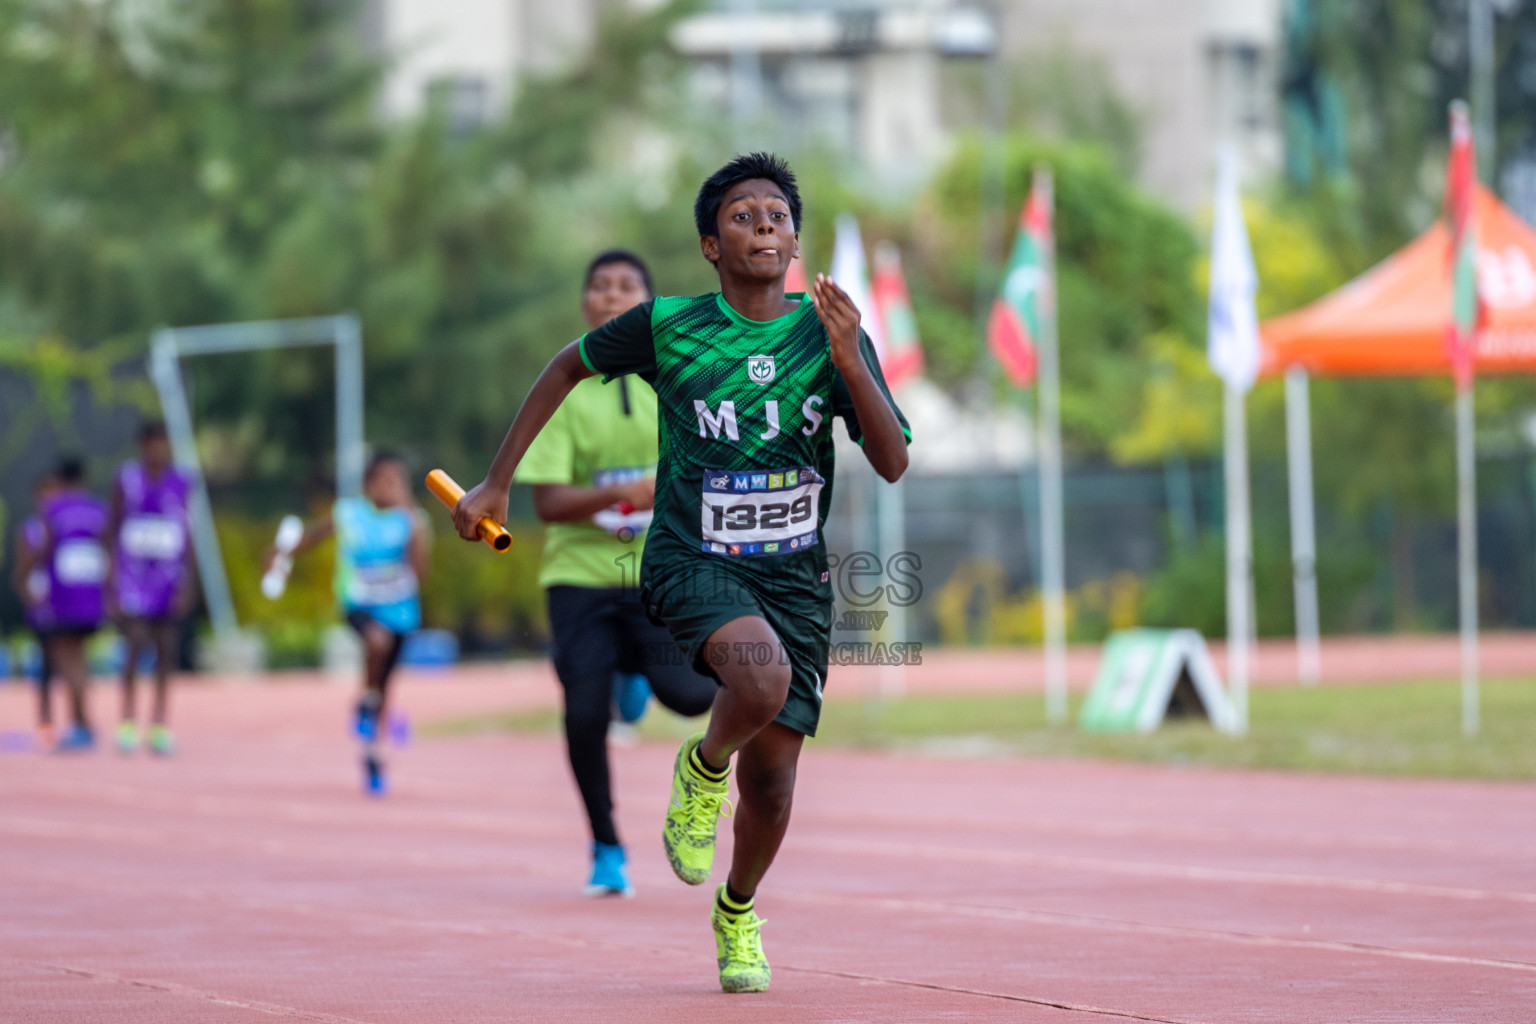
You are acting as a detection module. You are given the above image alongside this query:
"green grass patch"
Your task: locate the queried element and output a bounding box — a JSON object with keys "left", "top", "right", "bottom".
{"left": 420, "top": 679, "right": 1536, "bottom": 781}
{"left": 420, "top": 707, "right": 563, "bottom": 738}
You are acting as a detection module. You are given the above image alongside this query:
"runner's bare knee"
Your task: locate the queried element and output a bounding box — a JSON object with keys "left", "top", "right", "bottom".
{"left": 364, "top": 626, "right": 394, "bottom": 659}
{"left": 720, "top": 655, "right": 790, "bottom": 722}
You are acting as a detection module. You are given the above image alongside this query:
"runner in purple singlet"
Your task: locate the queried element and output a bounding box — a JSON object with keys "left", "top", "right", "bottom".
{"left": 108, "top": 422, "right": 193, "bottom": 756}
{"left": 34, "top": 458, "right": 109, "bottom": 752}
{"left": 11, "top": 471, "right": 60, "bottom": 749}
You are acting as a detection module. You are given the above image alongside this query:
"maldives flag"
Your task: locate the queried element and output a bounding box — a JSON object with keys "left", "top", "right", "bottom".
{"left": 1446, "top": 101, "right": 1483, "bottom": 389}
{"left": 870, "top": 241, "right": 925, "bottom": 391}
{"left": 988, "top": 176, "right": 1052, "bottom": 386}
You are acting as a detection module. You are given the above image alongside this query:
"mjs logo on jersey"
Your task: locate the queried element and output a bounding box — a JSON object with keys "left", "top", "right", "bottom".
{"left": 747, "top": 355, "right": 775, "bottom": 385}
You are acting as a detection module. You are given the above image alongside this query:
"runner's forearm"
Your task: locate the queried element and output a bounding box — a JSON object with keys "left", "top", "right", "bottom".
{"left": 532, "top": 483, "right": 634, "bottom": 524}
{"left": 840, "top": 364, "right": 908, "bottom": 482}
{"left": 292, "top": 515, "right": 335, "bottom": 557}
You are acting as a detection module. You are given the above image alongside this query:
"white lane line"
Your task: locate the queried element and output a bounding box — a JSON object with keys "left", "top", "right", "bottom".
{"left": 8, "top": 805, "right": 1536, "bottom": 918}
{"left": 10, "top": 768, "right": 1536, "bottom": 884}
{"left": 6, "top": 869, "right": 1204, "bottom": 1023}
{"left": 798, "top": 834, "right": 1536, "bottom": 906}
{"left": 8, "top": 778, "right": 1533, "bottom": 906}
{"left": 800, "top": 804, "right": 1536, "bottom": 861}
{"left": 11, "top": 957, "right": 382, "bottom": 1023}
{"left": 0, "top": 777, "right": 574, "bottom": 839}
{"left": 0, "top": 814, "right": 544, "bottom": 874}
{"left": 779, "top": 891, "right": 1536, "bottom": 975}
{"left": 777, "top": 965, "right": 1212, "bottom": 1024}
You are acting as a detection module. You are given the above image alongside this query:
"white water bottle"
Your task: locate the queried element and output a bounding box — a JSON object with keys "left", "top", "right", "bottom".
{"left": 261, "top": 515, "right": 305, "bottom": 600}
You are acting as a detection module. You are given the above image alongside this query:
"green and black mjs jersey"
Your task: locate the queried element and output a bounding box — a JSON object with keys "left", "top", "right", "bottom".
{"left": 579, "top": 292, "right": 911, "bottom": 596}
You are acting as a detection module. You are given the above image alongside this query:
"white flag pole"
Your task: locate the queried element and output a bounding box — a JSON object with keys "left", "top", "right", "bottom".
{"left": 1035, "top": 168, "right": 1069, "bottom": 725}
{"left": 1224, "top": 382, "right": 1252, "bottom": 735}
{"left": 1284, "top": 367, "right": 1322, "bottom": 684}
{"left": 1447, "top": 99, "right": 1480, "bottom": 737}
{"left": 1456, "top": 384, "right": 1480, "bottom": 735}
{"left": 876, "top": 474, "right": 907, "bottom": 698}
{"left": 1208, "top": 148, "right": 1258, "bottom": 736}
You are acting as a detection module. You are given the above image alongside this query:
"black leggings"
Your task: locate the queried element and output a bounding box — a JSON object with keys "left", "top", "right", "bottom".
{"left": 547, "top": 586, "right": 717, "bottom": 847}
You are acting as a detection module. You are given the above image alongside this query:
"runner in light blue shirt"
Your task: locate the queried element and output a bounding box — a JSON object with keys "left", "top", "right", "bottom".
{"left": 267, "top": 452, "right": 429, "bottom": 796}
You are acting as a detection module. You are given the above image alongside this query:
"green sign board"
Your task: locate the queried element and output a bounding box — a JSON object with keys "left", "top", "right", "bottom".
{"left": 1080, "top": 629, "right": 1238, "bottom": 734}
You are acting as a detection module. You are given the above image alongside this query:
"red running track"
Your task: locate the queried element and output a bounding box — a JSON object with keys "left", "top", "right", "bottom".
{"left": 2, "top": 670, "right": 1534, "bottom": 1023}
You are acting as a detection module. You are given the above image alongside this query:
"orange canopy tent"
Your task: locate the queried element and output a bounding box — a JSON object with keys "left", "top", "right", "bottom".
{"left": 1262, "top": 185, "right": 1536, "bottom": 377}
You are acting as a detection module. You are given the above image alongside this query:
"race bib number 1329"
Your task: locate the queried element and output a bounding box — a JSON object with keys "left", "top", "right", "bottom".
{"left": 700, "top": 467, "right": 822, "bottom": 557}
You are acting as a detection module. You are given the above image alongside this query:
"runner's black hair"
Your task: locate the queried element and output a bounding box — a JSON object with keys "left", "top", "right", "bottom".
{"left": 584, "top": 249, "right": 654, "bottom": 295}
{"left": 55, "top": 456, "right": 85, "bottom": 484}
{"left": 138, "top": 420, "right": 169, "bottom": 443}
{"left": 693, "top": 152, "right": 802, "bottom": 238}
{"left": 365, "top": 450, "right": 407, "bottom": 481}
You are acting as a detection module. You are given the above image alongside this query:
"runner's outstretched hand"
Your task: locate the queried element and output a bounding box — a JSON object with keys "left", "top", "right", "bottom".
{"left": 811, "top": 274, "right": 863, "bottom": 374}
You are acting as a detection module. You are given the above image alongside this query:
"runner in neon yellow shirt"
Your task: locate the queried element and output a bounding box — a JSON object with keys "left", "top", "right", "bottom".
{"left": 514, "top": 250, "right": 716, "bottom": 897}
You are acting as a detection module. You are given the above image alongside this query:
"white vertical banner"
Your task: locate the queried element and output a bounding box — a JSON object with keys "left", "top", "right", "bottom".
{"left": 1207, "top": 149, "right": 1260, "bottom": 736}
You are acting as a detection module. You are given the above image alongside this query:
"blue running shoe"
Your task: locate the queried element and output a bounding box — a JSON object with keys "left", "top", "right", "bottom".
{"left": 613, "top": 672, "right": 652, "bottom": 725}
{"left": 584, "top": 841, "right": 634, "bottom": 898}
{"left": 354, "top": 699, "right": 379, "bottom": 742}
{"left": 363, "top": 752, "right": 387, "bottom": 797}
{"left": 55, "top": 725, "right": 95, "bottom": 753}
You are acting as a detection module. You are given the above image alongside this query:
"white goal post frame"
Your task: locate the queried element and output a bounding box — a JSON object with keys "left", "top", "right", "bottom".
{"left": 148, "top": 315, "right": 364, "bottom": 642}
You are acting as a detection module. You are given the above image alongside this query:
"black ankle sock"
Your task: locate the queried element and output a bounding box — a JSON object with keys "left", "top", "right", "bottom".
{"left": 689, "top": 743, "right": 728, "bottom": 781}
{"left": 718, "top": 883, "right": 754, "bottom": 915}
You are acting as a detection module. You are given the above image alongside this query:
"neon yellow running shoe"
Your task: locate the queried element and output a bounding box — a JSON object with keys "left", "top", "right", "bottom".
{"left": 115, "top": 721, "right": 140, "bottom": 754}
{"left": 148, "top": 724, "right": 175, "bottom": 756}
{"left": 662, "top": 733, "right": 730, "bottom": 885}
{"left": 712, "top": 887, "right": 770, "bottom": 993}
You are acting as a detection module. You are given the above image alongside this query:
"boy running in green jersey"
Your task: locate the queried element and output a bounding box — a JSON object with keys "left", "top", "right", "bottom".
{"left": 452, "top": 153, "right": 910, "bottom": 993}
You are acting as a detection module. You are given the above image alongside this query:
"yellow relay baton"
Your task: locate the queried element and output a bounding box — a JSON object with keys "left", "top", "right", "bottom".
{"left": 425, "top": 469, "right": 512, "bottom": 552}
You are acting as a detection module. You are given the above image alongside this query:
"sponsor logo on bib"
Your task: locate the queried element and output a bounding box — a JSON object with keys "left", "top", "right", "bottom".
{"left": 747, "top": 355, "right": 775, "bottom": 385}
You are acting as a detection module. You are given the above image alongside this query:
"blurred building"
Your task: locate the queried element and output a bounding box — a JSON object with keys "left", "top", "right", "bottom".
{"left": 674, "top": 0, "right": 1280, "bottom": 204}
{"left": 670, "top": 1, "right": 996, "bottom": 183}
{"left": 365, "top": 0, "right": 617, "bottom": 128}
{"left": 365, "top": 0, "right": 1281, "bottom": 205}
{"left": 1003, "top": 0, "right": 1282, "bottom": 207}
